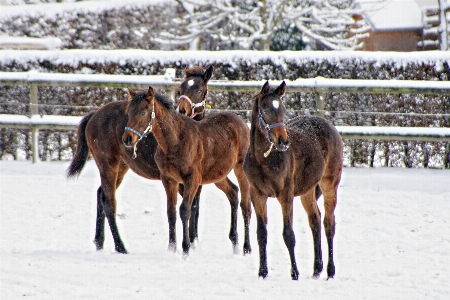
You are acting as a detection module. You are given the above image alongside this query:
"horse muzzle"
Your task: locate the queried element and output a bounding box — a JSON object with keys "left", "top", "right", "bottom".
{"left": 122, "top": 133, "right": 135, "bottom": 148}
{"left": 274, "top": 135, "right": 290, "bottom": 152}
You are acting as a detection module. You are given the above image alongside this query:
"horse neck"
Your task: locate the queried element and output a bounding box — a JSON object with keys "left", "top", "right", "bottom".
{"left": 152, "top": 100, "right": 179, "bottom": 153}
{"left": 249, "top": 98, "right": 271, "bottom": 157}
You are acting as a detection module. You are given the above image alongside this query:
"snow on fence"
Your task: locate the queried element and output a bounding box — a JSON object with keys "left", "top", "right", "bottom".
{"left": 0, "top": 36, "right": 62, "bottom": 50}
{"left": 1, "top": 70, "right": 450, "bottom": 163}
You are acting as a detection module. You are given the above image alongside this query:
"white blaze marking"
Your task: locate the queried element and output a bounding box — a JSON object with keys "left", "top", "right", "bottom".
{"left": 272, "top": 100, "right": 280, "bottom": 109}
{"left": 188, "top": 79, "right": 194, "bottom": 86}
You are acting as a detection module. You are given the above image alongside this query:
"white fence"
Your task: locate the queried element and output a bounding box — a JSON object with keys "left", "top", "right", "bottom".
{"left": 1, "top": 70, "right": 450, "bottom": 163}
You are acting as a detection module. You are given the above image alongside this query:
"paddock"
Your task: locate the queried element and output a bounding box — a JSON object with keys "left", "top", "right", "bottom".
{"left": 0, "top": 160, "right": 448, "bottom": 299}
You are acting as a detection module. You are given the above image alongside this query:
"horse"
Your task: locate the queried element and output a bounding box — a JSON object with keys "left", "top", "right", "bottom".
{"left": 122, "top": 86, "right": 252, "bottom": 256}
{"left": 174, "top": 65, "right": 211, "bottom": 121}
{"left": 243, "top": 81, "right": 343, "bottom": 280}
{"left": 66, "top": 66, "right": 213, "bottom": 254}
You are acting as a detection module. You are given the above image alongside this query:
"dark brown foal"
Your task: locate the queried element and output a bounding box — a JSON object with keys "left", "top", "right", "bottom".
{"left": 122, "top": 86, "right": 252, "bottom": 256}
{"left": 243, "top": 81, "right": 343, "bottom": 280}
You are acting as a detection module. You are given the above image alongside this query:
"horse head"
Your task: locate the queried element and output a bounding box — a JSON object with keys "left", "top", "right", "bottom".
{"left": 176, "top": 65, "right": 213, "bottom": 120}
{"left": 122, "top": 87, "right": 155, "bottom": 150}
{"left": 257, "top": 81, "right": 289, "bottom": 155}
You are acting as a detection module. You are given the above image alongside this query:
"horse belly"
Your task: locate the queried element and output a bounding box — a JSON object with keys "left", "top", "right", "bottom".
{"left": 201, "top": 155, "right": 235, "bottom": 184}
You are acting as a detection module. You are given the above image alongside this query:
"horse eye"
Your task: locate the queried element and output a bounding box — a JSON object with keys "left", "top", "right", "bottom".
{"left": 141, "top": 111, "right": 147, "bottom": 116}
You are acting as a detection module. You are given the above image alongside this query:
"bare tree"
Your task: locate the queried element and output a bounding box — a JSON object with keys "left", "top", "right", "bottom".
{"left": 154, "top": 0, "right": 372, "bottom": 50}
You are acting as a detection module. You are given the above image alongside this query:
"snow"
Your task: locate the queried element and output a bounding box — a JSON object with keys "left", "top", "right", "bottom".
{"left": 1, "top": 49, "right": 449, "bottom": 71}
{"left": 0, "top": 0, "right": 170, "bottom": 21}
{"left": 360, "top": 0, "right": 423, "bottom": 31}
{"left": 336, "top": 125, "right": 450, "bottom": 140}
{"left": 0, "top": 36, "right": 61, "bottom": 50}
{"left": 1, "top": 161, "right": 449, "bottom": 299}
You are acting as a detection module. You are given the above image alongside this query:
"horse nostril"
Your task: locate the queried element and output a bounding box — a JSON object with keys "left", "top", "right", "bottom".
{"left": 180, "top": 108, "right": 186, "bottom": 115}
{"left": 278, "top": 136, "right": 290, "bottom": 148}
{"left": 122, "top": 135, "right": 132, "bottom": 146}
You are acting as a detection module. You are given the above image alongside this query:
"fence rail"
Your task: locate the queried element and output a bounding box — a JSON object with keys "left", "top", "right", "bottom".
{"left": 1, "top": 70, "right": 450, "bottom": 163}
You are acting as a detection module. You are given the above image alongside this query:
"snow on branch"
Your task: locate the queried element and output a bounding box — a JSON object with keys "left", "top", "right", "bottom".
{"left": 155, "top": 0, "right": 374, "bottom": 50}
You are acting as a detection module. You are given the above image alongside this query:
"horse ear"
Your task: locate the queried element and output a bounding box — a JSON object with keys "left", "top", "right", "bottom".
{"left": 127, "top": 87, "right": 136, "bottom": 100}
{"left": 203, "top": 65, "right": 213, "bottom": 82}
{"left": 260, "top": 81, "right": 270, "bottom": 96}
{"left": 275, "top": 81, "right": 286, "bottom": 97}
{"left": 146, "top": 86, "right": 155, "bottom": 100}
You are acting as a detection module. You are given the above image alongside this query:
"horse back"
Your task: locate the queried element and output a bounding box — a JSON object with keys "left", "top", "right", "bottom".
{"left": 197, "top": 112, "right": 250, "bottom": 181}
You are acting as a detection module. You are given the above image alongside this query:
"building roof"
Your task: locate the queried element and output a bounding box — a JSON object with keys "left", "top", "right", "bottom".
{"left": 360, "top": 0, "right": 438, "bottom": 32}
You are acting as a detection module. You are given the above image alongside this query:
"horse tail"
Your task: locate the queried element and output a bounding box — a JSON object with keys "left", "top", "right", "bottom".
{"left": 66, "top": 112, "right": 94, "bottom": 179}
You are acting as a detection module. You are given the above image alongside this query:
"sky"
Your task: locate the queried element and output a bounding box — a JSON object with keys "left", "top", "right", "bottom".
{"left": 1, "top": 160, "right": 449, "bottom": 299}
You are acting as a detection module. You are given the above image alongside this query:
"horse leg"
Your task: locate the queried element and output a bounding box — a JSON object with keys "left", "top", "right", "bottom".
{"left": 214, "top": 177, "right": 239, "bottom": 253}
{"left": 97, "top": 171, "right": 127, "bottom": 253}
{"left": 190, "top": 186, "right": 202, "bottom": 244}
{"left": 319, "top": 175, "right": 340, "bottom": 279}
{"left": 163, "top": 177, "right": 179, "bottom": 252}
{"left": 94, "top": 186, "right": 106, "bottom": 250}
{"left": 179, "top": 179, "right": 199, "bottom": 256}
{"left": 179, "top": 183, "right": 201, "bottom": 244}
{"left": 279, "top": 197, "right": 299, "bottom": 280}
{"left": 301, "top": 188, "right": 323, "bottom": 278}
{"left": 234, "top": 165, "right": 252, "bottom": 254}
{"left": 251, "top": 188, "right": 269, "bottom": 278}
{"left": 94, "top": 162, "right": 128, "bottom": 251}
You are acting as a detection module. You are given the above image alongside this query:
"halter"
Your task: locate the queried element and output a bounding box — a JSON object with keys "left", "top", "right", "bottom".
{"left": 124, "top": 101, "right": 155, "bottom": 159}
{"left": 258, "top": 106, "right": 287, "bottom": 158}
{"left": 177, "top": 87, "right": 208, "bottom": 119}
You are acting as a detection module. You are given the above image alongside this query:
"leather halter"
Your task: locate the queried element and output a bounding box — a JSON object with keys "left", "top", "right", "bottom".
{"left": 258, "top": 105, "right": 288, "bottom": 157}
{"left": 124, "top": 100, "right": 155, "bottom": 158}
{"left": 258, "top": 109, "right": 285, "bottom": 142}
{"left": 177, "top": 87, "right": 208, "bottom": 119}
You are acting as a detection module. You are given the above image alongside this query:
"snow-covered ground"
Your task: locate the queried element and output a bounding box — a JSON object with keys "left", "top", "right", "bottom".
{"left": 1, "top": 160, "right": 449, "bottom": 299}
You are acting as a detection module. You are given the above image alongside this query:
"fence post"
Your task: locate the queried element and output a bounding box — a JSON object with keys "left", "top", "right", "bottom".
{"left": 315, "top": 90, "right": 324, "bottom": 118}
{"left": 164, "top": 68, "right": 176, "bottom": 101}
{"left": 29, "top": 83, "right": 39, "bottom": 163}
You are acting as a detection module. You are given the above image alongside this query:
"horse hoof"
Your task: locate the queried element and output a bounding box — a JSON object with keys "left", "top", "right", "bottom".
{"left": 93, "top": 240, "right": 103, "bottom": 251}
{"left": 182, "top": 251, "right": 189, "bottom": 260}
{"left": 243, "top": 243, "right": 251, "bottom": 255}
{"left": 167, "top": 243, "right": 176, "bottom": 252}
{"left": 327, "top": 263, "right": 335, "bottom": 279}
{"left": 312, "top": 272, "right": 321, "bottom": 279}
{"left": 115, "top": 247, "right": 128, "bottom": 254}
{"left": 233, "top": 244, "right": 240, "bottom": 254}
{"left": 291, "top": 268, "right": 299, "bottom": 280}
{"left": 258, "top": 268, "right": 268, "bottom": 279}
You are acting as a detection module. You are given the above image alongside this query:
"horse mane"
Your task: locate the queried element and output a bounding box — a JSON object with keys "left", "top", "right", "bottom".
{"left": 155, "top": 93, "right": 174, "bottom": 111}
{"left": 184, "top": 66, "right": 205, "bottom": 78}
{"left": 129, "top": 90, "right": 173, "bottom": 111}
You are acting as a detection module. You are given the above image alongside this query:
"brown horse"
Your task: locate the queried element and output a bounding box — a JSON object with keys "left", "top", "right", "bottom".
{"left": 243, "top": 81, "right": 343, "bottom": 280}
{"left": 175, "top": 65, "right": 212, "bottom": 121}
{"left": 122, "top": 86, "right": 252, "bottom": 256}
{"left": 66, "top": 66, "right": 213, "bottom": 254}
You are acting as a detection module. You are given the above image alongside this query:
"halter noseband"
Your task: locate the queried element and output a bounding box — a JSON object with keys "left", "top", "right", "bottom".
{"left": 124, "top": 101, "right": 155, "bottom": 159}
{"left": 258, "top": 106, "right": 287, "bottom": 157}
{"left": 177, "top": 86, "right": 208, "bottom": 119}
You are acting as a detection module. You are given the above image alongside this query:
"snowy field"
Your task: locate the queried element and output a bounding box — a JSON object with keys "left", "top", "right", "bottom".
{"left": 0, "top": 160, "right": 449, "bottom": 299}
